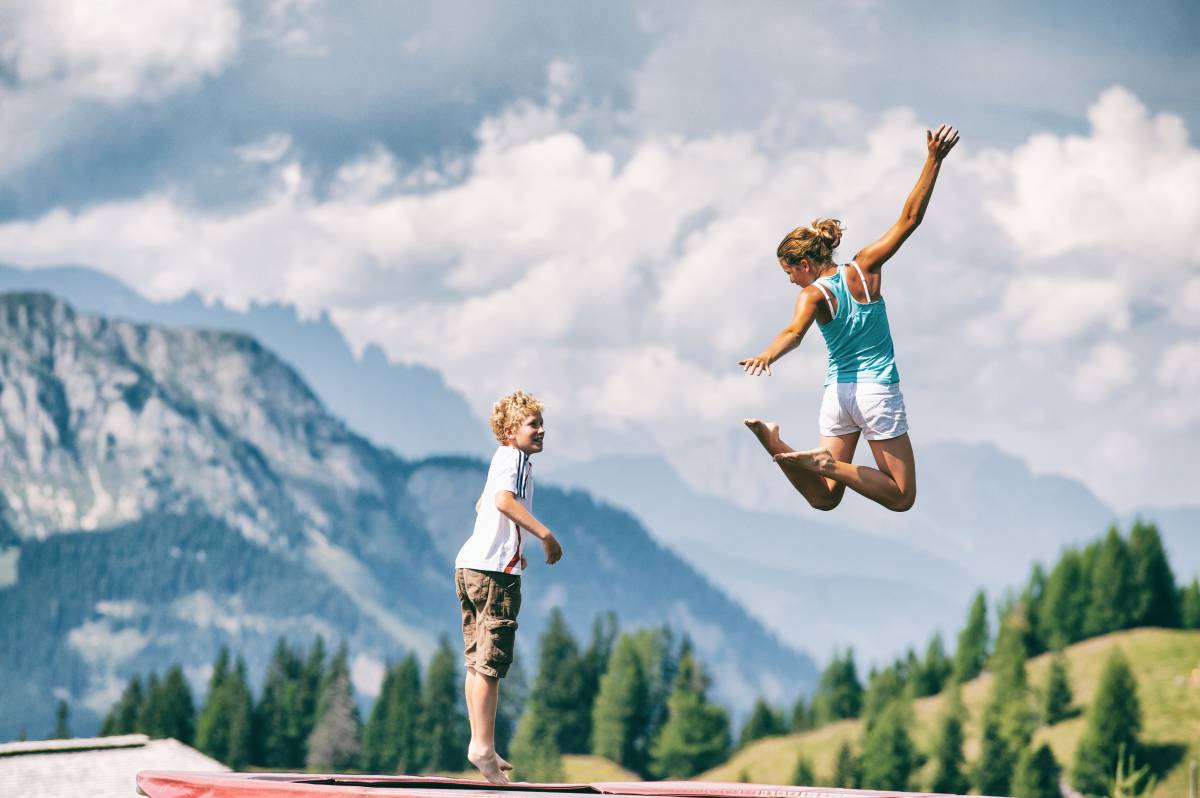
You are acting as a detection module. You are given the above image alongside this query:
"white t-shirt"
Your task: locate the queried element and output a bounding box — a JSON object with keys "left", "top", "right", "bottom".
{"left": 455, "top": 445, "right": 534, "bottom": 575}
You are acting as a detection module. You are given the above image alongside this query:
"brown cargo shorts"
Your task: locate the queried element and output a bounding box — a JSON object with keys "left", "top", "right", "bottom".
{"left": 455, "top": 567, "right": 522, "bottom": 678}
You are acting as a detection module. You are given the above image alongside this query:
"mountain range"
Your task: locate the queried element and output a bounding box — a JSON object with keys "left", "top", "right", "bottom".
{"left": 0, "top": 262, "right": 1195, "bottom": 724}
{"left": 0, "top": 264, "right": 491, "bottom": 460}
{"left": 0, "top": 292, "right": 810, "bottom": 741}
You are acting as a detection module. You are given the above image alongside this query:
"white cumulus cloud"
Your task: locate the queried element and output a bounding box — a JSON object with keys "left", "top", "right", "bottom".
{"left": 0, "top": 84, "right": 1198, "bottom": 506}
{"left": 1072, "top": 342, "right": 1134, "bottom": 402}
{"left": 0, "top": 0, "right": 241, "bottom": 102}
{"left": 989, "top": 86, "right": 1200, "bottom": 268}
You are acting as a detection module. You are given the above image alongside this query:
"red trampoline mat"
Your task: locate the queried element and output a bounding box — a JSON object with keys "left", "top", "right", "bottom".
{"left": 136, "top": 771, "right": 994, "bottom": 798}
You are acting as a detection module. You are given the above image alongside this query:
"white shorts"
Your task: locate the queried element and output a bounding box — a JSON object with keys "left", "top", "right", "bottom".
{"left": 818, "top": 382, "right": 909, "bottom": 441}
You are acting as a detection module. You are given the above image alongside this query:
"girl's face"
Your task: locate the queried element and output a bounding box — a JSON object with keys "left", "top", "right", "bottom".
{"left": 780, "top": 258, "right": 817, "bottom": 287}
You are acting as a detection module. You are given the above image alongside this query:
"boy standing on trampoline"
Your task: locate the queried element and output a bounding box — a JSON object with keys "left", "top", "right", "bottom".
{"left": 455, "top": 390, "right": 563, "bottom": 783}
{"left": 740, "top": 124, "right": 959, "bottom": 512}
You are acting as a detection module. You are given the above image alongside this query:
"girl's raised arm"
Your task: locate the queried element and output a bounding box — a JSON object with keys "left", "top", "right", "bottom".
{"left": 854, "top": 124, "right": 959, "bottom": 273}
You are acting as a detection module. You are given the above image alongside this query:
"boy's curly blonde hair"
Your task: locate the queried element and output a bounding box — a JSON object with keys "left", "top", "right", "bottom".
{"left": 489, "top": 390, "right": 544, "bottom": 444}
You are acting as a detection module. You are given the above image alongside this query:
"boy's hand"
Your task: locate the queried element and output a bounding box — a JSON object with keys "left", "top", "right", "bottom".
{"left": 542, "top": 534, "right": 563, "bottom": 565}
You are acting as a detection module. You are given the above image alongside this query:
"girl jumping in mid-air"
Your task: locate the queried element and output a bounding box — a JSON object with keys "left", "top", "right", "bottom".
{"left": 739, "top": 124, "right": 959, "bottom": 512}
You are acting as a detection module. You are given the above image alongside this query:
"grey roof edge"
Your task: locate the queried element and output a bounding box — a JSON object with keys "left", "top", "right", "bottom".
{"left": 0, "top": 734, "right": 150, "bottom": 757}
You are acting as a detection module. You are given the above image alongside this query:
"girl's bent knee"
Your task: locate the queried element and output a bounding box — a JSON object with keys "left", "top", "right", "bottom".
{"left": 809, "top": 494, "right": 843, "bottom": 511}
{"left": 887, "top": 492, "right": 916, "bottom": 512}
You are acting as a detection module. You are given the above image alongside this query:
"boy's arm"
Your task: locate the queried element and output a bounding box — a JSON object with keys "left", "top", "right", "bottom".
{"left": 496, "top": 491, "right": 563, "bottom": 564}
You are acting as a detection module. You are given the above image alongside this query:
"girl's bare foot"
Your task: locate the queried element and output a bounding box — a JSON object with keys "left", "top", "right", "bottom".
{"left": 468, "top": 745, "right": 509, "bottom": 784}
{"left": 774, "top": 447, "right": 835, "bottom": 474}
{"left": 744, "top": 418, "right": 784, "bottom": 455}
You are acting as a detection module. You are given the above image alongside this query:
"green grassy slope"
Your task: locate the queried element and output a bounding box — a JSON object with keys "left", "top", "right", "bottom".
{"left": 701, "top": 628, "right": 1200, "bottom": 797}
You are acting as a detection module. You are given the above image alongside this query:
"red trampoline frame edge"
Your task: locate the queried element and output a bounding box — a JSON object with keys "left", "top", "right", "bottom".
{"left": 136, "top": 771, "right": 1004, "bottom": 798}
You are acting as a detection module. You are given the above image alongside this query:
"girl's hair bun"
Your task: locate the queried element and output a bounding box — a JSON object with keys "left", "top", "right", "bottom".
{"left": 809, "top": 218, "right": 843, "bottom": 251}
{"left": 776, "top": 218, "right": 844, "bottom": 265}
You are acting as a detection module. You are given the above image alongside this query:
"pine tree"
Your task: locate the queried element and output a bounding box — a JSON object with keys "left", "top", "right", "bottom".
{"left": 1071, "top": 649, "right": 1142, "bottom": 797}
{"left": 254, "top": 639, "right": 306, "bottom": 768}
{"left": 647, "top": 645, "right": 731, "bottom": 779}
{"left": 862, "top": 664, "right": 908, "bottom": 731}
{"left": 419, "top": 637, "right": 468, "bottom": 772}
{"left": 495, "top": 657, "right": 526, "bottom": 760}
{"left": 362, "top": 663, "right": 397, "bottom": 772}
{"left": 53, "top": 699, "right": 70, "bottom": 739}
{"left": 529, "top": 609, "right": 590, "bottom": 754}
{"left": 811, "top": 649, "right": 863, "bottom": 725}
{"left": 591, "top": 633, "right": 649, "bottom": 772}
{"left": 1127, "top": 521, "right": 1179, "bottom": 628}
{"left": 789, "top": 752, "right": 815, "bottom": 787}
{"left": 307, "top": 644, "right": 362, "bottom": 772}
{"left": 139, "top": 672, "right": 167, "bottom": 737}
{"left": 157, "top": 665, "right": 196, "bottom": 744}
{"left": 928, "top": 686, "right": 969, "bottom": 795}
{"left": 912, "top": 633, "right": 951, "bottom": 697}
{"left": 1012, "top": 743, "right": 1061, "bottom": 798}
{"left": 974, "top": 707, "right": 1014, "bottom": 797}
{"left": 224, "top": 657, "right": 255, "bottom": 770}
{"left": 100, "top": 675, "right": 144, "bottom": 736}
{"left": 983, "top": 608, "right": 1035, "bottom": 784}
{"left": 511, "top": 700, "right": 565, "bottom": 782}
{"left": 1039, "top": 549, "right": 1088, "bottom": 647}
{"left": 1043, "top": 649, "right": 1074, "bottom": 725}
{"left": 579, "top": 612, "right": 618, "bottom": 750}
{"left": 832, "top": 740, "right": 859, "bottom": 788}
{"left": 195, "top": 650, "right": 229, "bottom": 758}
{"left": 631, "top": 627, "right": 677, "bottom": 749}
{"left": 296, "top": 637, "right": 327, "bottom": 766}
{"left": 953, "top": 591, "right": 990, "bottom": 682}
{"left": 737, "top": 698, "right": 784, "bottom": 748}
{"left": 989, "top": 606, "right": 1030, "bottom": 707}
{"left": 195, "top": 650, "right": 254, "bottom": 769}
{"left": 858, "top": 699, "right": 916, "bottom": 792}
{"left": 1022, "top": 563, "right": 1048, "bottom": 656}
{"left": 1182, "top": 579, "right": 1200, "bottom": 629}
{"left": 390, "top": 655, "right": 425, "bottom": 773}
{"left": 789, "top": 695, "right": 812, "bottom": 733}
{"left": 1084, "top": 527, "right": 1136, "bottom": 637}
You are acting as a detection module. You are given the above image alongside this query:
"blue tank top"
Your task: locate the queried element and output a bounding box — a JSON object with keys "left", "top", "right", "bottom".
{"left": 814, "top": 263, "right": 900, "bottom": 386}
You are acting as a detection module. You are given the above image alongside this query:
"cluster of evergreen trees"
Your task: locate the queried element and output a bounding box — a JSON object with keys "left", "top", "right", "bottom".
{"left": 100, "top": 636, "right": 490, "bottom": 773}
{"left": 98, "top": 609, "right": 733, "bottom": 780}
{"left": 96, "top": 520, "right": 1196, "bottom": 793}
{"left": 733, "top": 521, "right": 1194, "bottom": 797}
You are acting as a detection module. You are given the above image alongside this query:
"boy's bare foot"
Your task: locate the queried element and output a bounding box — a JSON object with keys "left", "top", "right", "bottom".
{"left": 497, "top": 754, "right": 513, "bottom": 772}
{"left": 744, "top": 418, "right": 784, "bottom": 455}
{"left": 774, "top": 447, "right": 835, "bottom": 474}
{"left": 468, "top": 746, "right": 509, "bottom": 784}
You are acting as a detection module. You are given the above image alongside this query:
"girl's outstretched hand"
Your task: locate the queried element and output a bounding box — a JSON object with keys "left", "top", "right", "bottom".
{"left": 927, "top": 124, "right": 960, "bottom": 160}
{"left": 739, "top": 355, "right": 772, "bottom": 376}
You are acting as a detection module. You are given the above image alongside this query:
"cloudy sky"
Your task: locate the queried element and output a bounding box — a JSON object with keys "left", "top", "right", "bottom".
{"left": 0, "top": 0, "right": 1197, "bottom": 510}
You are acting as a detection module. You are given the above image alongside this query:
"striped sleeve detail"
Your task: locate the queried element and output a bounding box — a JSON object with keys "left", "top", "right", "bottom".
{"left": 514, "top": 451, "right": 530, "bottom": 499}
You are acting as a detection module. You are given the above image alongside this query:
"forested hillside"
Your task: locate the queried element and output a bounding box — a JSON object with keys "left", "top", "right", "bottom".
{"left": 704, "top": 521, "right": 1200, "bottom": 798}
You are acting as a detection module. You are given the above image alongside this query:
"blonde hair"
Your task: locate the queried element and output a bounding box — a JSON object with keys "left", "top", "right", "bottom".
{"left": 489, "top": 390, "right": 544, "bottom": 444}
{"left": 777, "top": 218, "right": 844, "bottom": 266}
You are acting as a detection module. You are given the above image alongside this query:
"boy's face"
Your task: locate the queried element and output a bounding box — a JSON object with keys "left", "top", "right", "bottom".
{"left": 507, "top": 412, "right": 545, "bottom": 455}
